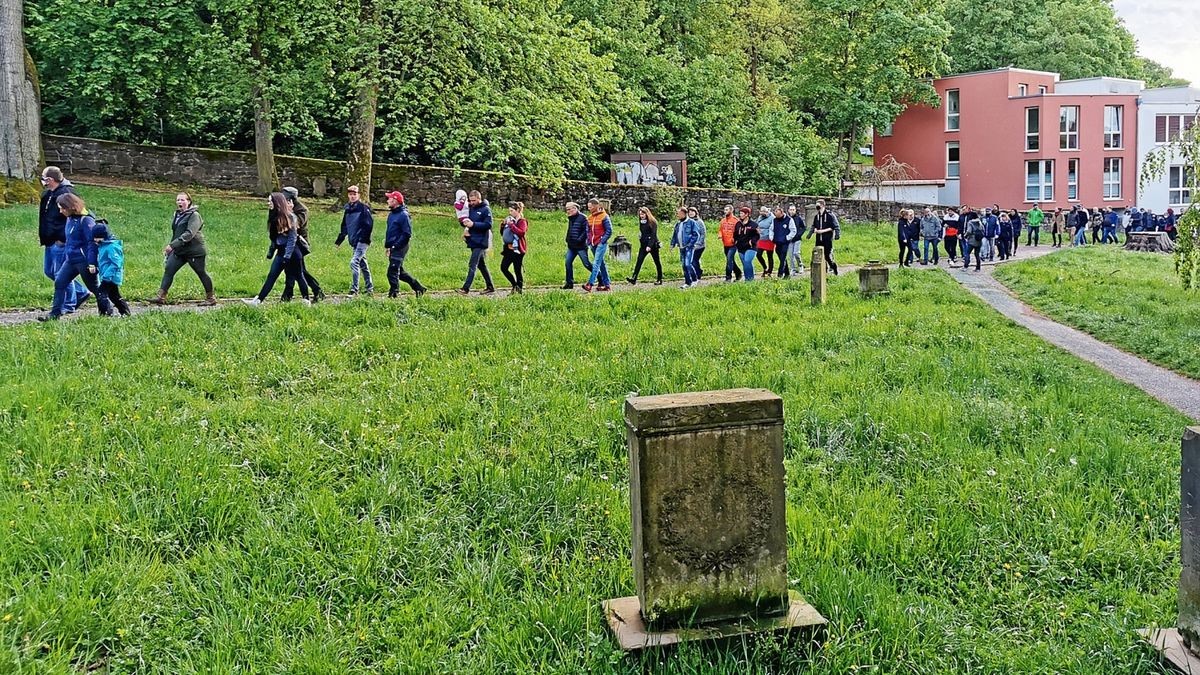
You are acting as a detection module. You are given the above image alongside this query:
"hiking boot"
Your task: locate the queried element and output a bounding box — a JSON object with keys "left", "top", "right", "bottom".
{"left": 481, "top": 288, "right": 495, "bottom": 295}
{"left": 149, "top": 289, "right": 167, "bottom": 305}
{"left": 626, "top": 277, "right": 637, "bottom": 285}
{"left": 199, "top": 294, "right": 217, "bottom": 307}
{"left": 456, "top": 289, "right": 469, "bottom": 295}
{"left": 414, "top": 287, "right": 427, "bottom": 298}
{"left": 598, "top": 285, "right": 611, "bottom": 292}
{"left": 561, "top": 283, "right": 573, "bottom": 290}
{"left": 582, "top": 284, "right": 594, "bottom": 293}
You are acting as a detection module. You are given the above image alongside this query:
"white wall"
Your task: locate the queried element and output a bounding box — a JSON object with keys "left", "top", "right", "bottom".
{"left": 1136, "top": 88, "right": 1200, "bottom": 213}
{"left": 847, "top": 183, "right": 942, "bottom": 204}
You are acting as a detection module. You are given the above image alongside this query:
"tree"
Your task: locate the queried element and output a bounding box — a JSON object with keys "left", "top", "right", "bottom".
{"left": 790, "top": 0, "right": 951, "bottom": 184}
{"left": 1135, "top": 57, "right": 1191, "bottom": 89}
{"left": 1, "top": 0, "right": 42, "bottom": 205}
{"left": 342, "top": 0, "right": 385, "bottom": 198}
{"left": 1141, "top": 119, "right": 1200, "bottom": 289}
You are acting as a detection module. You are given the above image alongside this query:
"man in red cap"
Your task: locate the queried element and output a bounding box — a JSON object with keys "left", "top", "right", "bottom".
{"left": 384, "top": 191, "right": 427, "bottom": 297}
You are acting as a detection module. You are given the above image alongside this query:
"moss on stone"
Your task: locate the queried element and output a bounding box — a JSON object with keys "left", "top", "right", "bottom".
{"left": 0, "top": 176, "right": 41, "bottom": 207}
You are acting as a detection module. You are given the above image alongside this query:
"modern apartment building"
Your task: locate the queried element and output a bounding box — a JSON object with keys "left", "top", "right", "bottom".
{"left": 1136, "top": 86, "right": 1200, "bottom": 212}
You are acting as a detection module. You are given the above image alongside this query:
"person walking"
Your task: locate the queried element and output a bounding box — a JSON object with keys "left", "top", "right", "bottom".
{"left": 689, "top": 206, "right": 707, "bottom": 280}
{"left": 38, "top": 166, "right": 88, "bottom": 313}
{"left": 500, "top": 201, "right": 528, "bottom": 294}
{"left": 897, "top": 209, "right": 914, "bottom": 267}
{"left": 562, "top": 201, "right": 592, "bottom": 289}
{"left": 981, "top": 208, "right": 999, "bottom": 261}
{"left": 786, "top": 204, "right": 806, "bottom": 275}
{"left": 958, "top": 205, "right": 977, "bottom": 263}
{"left": 1026, "top": 204, "right": 1044, "bottom": 247}
{"left": 962, "top": 211, "right": 984, "bottom": 271}
{"left": 383, "top": 191, "right": 427, "bottom": 298}
{"left": 732, "top": 207, "right": 759, "bottom": 281}
{"left": 670, "top": 207, "right": 700, "bottom": 288}
{"left": 38, "top": 193, "right": 113, "bottom": 321}
{"left": 627, "top": 206, "right": 663, "bottom": 285}
{"left": 1009, "top": 209, "right": 1022, "bottom": 255}
{"left": 582, "top": 198, "right": 613, "bottom": 292}
{"left": 809, "top": 199, "right": 840, "bottom": 275}
{"left": 755, "top": 206, "right": 775, "bottom": 277}
{"left": 153, "top": 192, "right": 216, "bottom": 306}
{"left": 458, "top": 190, "right": 495, "bottom": 295}
{"left": 772, "top": 207, "right": 797, "bottom": 277}
{"left": 1072, "top": 206, "right": 1090, "bottom": 246}
{"left": 1050, "top": 208, "right": 1065, "bottom": 247}
{"left": 996, "top": 212, "right": 1013, "bottom": 261}
{"left": 92, "top": 223, "right": 130, "bottom": 316}
{"left": 281, "top": 187, "right": 324, "bottom": 302}
{"left": 1102, "top": 208, "right": 1120, "bottom": 244}
{"left": 335, "top": 184, "right": 374, "bottom": 296}
{"left": 719, "top": 205, "right": 742, "bottom": 282}
{"left": 920, "top": 206, "right": 942, "bottom": 265}
{"left": 942, "top": 207, "right": 960, "bottom": 263}
{"left": 244, "top": 193, "right": 310, "bottom": 305}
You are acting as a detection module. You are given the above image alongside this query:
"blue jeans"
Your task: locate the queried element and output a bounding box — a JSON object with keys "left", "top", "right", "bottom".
{"left": 349, "top": 242, "right": 373, "bottom": 292}
{"left": 50, "top": 260, "right": 110, "bottom": 317}
{"left": 564, "top": 247, "right": 591, "bottom": 285}
{"left": 1073, "top": 227, "right": 1087, "bottom": 246}
{"left": 257, "top": 251, "right": 309, "bottom": 300}
{"left": 741, "top": 249, "right": 756, "bottom": 281}
{"left": 922, "top": 238, "right": 939, "bottom": 263}
{"left": 724, "top": 246, "right": 742, "bottom": 280}
{"left": 587, "top": 243, "right": 610, "bottom": 286}
{"left": 464, "top": 247, "right": 493, "bottom": 290}
{"left": 1101, "top": 225, "right": 1117, "bottom": 243}
{"left": 679, "top": 248, "right": 696, "bottom": 285}
{"left": 43, "top": 244, "right": 86, "bottom": 312}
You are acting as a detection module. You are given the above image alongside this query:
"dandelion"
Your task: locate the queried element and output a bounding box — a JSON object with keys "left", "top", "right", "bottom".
{"left": 1069, "top": 457, "right": 1078, "bottom": 466}
{"left": 2, "top": 614, "right": 11, "bottom": 622}
{"left": 1003, "top": 563, "right": 1011, "bottom": 570}
{"left": 986, "top": 469, "right": 997, "bottom": 477}
{"left": 1048, "top": 447, "right": 1056, "bottom": 454}
{"left": 1014, "top": 571, "right": 1023, "bottom": 579}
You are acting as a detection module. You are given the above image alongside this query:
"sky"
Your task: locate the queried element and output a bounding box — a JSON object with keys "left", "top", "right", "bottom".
{"left": 1112, "top": 0, "right": 1200, "bottom": 85}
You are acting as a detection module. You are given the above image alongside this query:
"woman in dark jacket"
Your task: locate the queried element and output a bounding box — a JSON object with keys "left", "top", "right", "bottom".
{"left": 897, "top": 209, "right": 915, "bottom": 266}
{"left": 243, "top": 192, "right": 310, "bottom": 305}
{"left": 38, "top": 193, "right": 113, "bottom": 321}
{"left": 153, "top": 192, "right": 216, "bottom": 305}
{"left": 627, "top": 206, "right": 663, "bottom": 285}
{"left": 733, "top": 207, "right": 760, "bottom": 281}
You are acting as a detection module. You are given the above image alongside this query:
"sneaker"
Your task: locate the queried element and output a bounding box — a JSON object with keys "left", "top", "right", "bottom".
{"left": 37, "top": 314, "right": 59, "bottom": 322}
{"left": 513, "top": 286, "right": 523, "bottom": 295}
{"left": 598, "top": 285, "right": 611, "bottom": 292}
{"left": 348, "top": 289, "right": 359, "bottom": 298}
{"left": 456, "top": 289, "right": 469, "bottom": 295}
{"left": 415, "top": 287, "right": 427, "bottom": 298}
{"left": 561, "top": 284, "right": 574, "bottom": 290}
{"left": 364, "top": 287, "right": 375, "bottom": 295}
{"left": 679, "top": 283, "right": 690, "bottom": 289}
{"left": 626, "top": 277, "right": 637, "bottom": 285}
{"left": 481, "top": 288, "right": 495, "bottom": 295}
{"left": 242, "top": 298, "right": 262, "bottom": 306}
{"left": 582, "top": 284, "right": 594, "bottom": 293}
{"left": 315, "top": 290, "right": 327, "bottom": 302}
{"left": 300, "top": 299, "right": 312, "bottom": 306}
{"left": 654, "top": 279, "right": 663, "bottom": 285}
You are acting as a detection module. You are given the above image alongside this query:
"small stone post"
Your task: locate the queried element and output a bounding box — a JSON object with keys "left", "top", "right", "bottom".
{"left": 1181, "top": 427, "right": 1200, "bottom": 647}
{"left": 602, "top": 389, "right": 826, "bottom": 652}
{"left": 810, "top": 246, "right": 826, "bottom": 306}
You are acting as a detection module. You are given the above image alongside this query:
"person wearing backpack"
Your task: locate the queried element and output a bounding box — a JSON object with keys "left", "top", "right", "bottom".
{"left": 244, "top": 192, "right": 311, "bottom": 305}
{"left": 92, "top": 223, "right": 130, "bottom": 316}
{"left": 37, "top": 193, "right": 113, "bottom": 321}
{"left": 771, "top": 206, "right": 797, "bottom": 278}
{"left": 808, "top": 199, "right": 840, "bottom": 275}
{"left": 38, "top": 166, "right": 89, "bottom": 313}
{"left": 786, "top": 204, "right": 806, "bottom": 276}
{"left": 281, "top": 187, "right": 325, "bottom": 302}
{"left": 962, "top": 212, "right": 984, "bottom": 271}
{"left": 154, "top": 192, "right": 216, "bottom": 306}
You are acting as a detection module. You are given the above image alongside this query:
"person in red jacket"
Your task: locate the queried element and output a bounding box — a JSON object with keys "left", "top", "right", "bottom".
{"left": 500, "top": 201, "right": 529, "bottom": 294}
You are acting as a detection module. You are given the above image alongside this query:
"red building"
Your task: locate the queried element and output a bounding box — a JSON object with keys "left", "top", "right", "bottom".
{"left": 874, "top": 68, "right": 1140, "bottom": 210}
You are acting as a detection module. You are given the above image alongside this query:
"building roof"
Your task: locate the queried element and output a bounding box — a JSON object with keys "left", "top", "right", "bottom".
{"left": 937, "top": 66, "right": 1061, "bottom": 81}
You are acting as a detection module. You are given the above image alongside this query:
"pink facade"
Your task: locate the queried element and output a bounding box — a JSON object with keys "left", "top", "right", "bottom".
{"left": 874, "top": 68, "right": 1139, "bottom": 210}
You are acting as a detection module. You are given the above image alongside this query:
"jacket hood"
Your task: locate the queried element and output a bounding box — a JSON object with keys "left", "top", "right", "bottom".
{"left": 455, "top": 190, "right": 468, "bottom": 201}
{"left": 91, "top": 223, "right": 111, "bottom": 241}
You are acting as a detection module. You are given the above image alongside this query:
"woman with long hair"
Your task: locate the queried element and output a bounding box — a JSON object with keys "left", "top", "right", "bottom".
{"left": 38, "top": 193, "right": 113, "bottom": 321}
{"left": 244, "top": 192, "right": 310, "bottom": 305}
{"left": 500, "top": 201, "right": 529, "bottom": 294}
{"left": 627, "top": 206, "right": 663, "bottom": 285}
{"left": 152, "top": 192, "right": 216, "bottom": 305}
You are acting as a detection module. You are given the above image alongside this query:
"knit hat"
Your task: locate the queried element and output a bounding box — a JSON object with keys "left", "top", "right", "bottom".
{"left": 91, "top": 223, "right": 111, "bottom": 240}
{"left": 385, "top": 191, "right": 405, "bottom": 204}
{"left": 282, "top": 186, "right": 299, "bottom": 199}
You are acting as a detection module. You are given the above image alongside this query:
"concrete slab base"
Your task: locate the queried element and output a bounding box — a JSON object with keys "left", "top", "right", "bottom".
{"left": 602, "top": 590, "right": 827, "bottom": 653}
{"left": 1139, "top": 627, "right": 1200, "bottom": 673}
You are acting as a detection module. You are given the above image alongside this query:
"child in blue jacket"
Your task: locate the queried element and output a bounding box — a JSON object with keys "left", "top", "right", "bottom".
{"left": 93, "top": 223, "right": 131, "bottom": 316}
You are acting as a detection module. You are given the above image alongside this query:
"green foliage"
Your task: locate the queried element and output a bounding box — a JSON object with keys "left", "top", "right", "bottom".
{"left": 1140, "top": 113, "right": 1200, "bottom": 289}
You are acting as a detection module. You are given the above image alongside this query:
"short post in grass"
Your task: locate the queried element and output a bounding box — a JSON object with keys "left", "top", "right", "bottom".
{"left": 602, "top": 389, "right": 827, "bottom": 652}
{"left": 810, "top": 246, "right": 826, "bottom": 306}
{"left": 858, "top": 260, "right": 890, "bottom": 296}
{"left": 1140, "top": 427, "right": 1200, "bottom": 669}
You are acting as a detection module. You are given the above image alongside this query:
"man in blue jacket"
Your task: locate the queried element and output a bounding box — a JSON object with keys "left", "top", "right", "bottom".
{"left": 458, "top": 190, "right": 495, "bottom": 294}
{"left": 383, "top": 191, "right": 427, "bottom": 298}
{"left": 981, "top": 208, "right": 999, "bottom": 261}
{"left": 38, "top": 166, "right": 89, "bottom": 312}
{"left": 562, "top": 201, "right": 592, "bottom": 289}
{"left": 335, "top": 185, "right": 374, "bottom": 295}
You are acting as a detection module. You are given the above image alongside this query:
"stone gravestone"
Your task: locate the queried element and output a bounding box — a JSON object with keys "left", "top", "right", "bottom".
{"left": 810, "top": 247, "right": 826, "bottom": 306}
{"left": 858, "top": 260, "right": 890, "bottom": 296}
{"left": 1141, "top": 427, "right": 1200, "bottom": 670}
{"left": 602, "top": 389, "right": 827, "bottom": 651}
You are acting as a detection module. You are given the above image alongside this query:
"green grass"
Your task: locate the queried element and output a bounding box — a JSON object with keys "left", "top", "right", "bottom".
{"left": 0, "top": 268, "right": 1187, "bottom": 672}
{"left": 0, "top": 186, "right": 900, "bottom": 309}
{"left": 995, "top": 246, "right": 1200, "bottom": 380}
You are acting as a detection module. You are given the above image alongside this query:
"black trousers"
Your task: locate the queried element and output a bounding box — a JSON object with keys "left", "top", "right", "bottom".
{"left": 757, "top": 248, "right": 774, "bottom": 275}
{"left": 816, "top": 237, "right": 838, "bottom": 275}
{"left": 161, "top": 253, "right": 214, "bottom": 295}
{"left": 1027, "top": 227, "right": 1039, "bottom": 246}
{"left": 283, "top": 256, "right": 321, "bottom": 300}
{"left": 964, "top": 243, "right": 981, "bottom": 269}
{"left": 944, "top": 236, "right": 958, "bottom": 260}
{"left": 631, "top": 246, "right": 662, "bottom": 281}
{"left": 1052, "top": 229, "right": 1062, "bottom": 247}
{"left": 257, "top": 250, "right": 308, "bottom": 300}
{"left": 775, "top": 241, "right": 790, "bottom": 277}
{"left": 500, "top": 249, "right": 524, "bottom": 289}
{"left": 388, "top": 247, "right": 424, "bottom": 295}
{"left": 99, "top": 280, "right": 130, "bottom": 315}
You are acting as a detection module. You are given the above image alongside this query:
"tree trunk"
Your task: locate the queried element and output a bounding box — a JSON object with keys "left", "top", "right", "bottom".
{"left": 250, "top": 40, "right": 276, "bottom": 195}
{"left": 0, "top": 1, "right": 42, "bottom": 204}
{"left": 345, "top": 0, "right": 380, "bottom": 202}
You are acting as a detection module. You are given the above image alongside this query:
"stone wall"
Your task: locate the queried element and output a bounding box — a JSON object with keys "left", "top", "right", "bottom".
{"left": 42, "top": 134, "right": 944, "bottom": 221}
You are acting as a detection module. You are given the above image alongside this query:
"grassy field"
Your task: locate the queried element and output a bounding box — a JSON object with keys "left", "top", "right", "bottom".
{"left": 995, "top": 246, "right": 1200, "bottom": 380}
{"left": 0, "top": 268, "right": 1187, "bottom": 673}
{"left": 0, "top": 186, "right": 900, "bottom": 309}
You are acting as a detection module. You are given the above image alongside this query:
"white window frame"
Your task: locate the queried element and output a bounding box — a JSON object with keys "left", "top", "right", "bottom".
{"left": 1156, "top": 114, "right": 1198, "bottom": 143}
{"left": 1103, "top": 157, "right": 1122, "bottom": 199}
{"left": 947, "top": 142, "right": 960, "bottom": 179}
{"left": 946, "top": 89, "right": 960, "bottom": 131}
{"left": 1067, "top": 159, "right": 1079, "bottom": 201}
{"left": 1025, "top": 107, "right": 1040, "bottom": 151}
{"left": 1170, "top": 165, "right": 1194, "bottom": 206}
{"left": 1038, "top": 85, "right": 1048, "bottom": 95}
{"left": 1018, "top": 83, "right": 1028, "bottom": 97}
{"left": 1026, "top": 160, "right": 1053, "bottom": 202}
{"left": 1104, "top": 105, "right": 1123, "bottom": 149}
{"left": 1060, "top": 106, "right": 1079, "bottom": 150}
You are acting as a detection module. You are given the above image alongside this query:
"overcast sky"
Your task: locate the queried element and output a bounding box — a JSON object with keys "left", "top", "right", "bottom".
{"left": 1112, "top": 0, "right": 1200, "bottom": 85}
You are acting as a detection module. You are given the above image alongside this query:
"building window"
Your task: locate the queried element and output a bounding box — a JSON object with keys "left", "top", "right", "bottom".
{"left": 1018, "top": 84, "right": 1028, "bottom": 96}
{"left": 946, "top": 89, "right": 960, "bottom": 131}
{"left": 947, "top": 142, "right": 960, "bottom": 178}
{"left": 879, "top": 122, "right": 893, "bottom": 137}
{"left": 1060, "top": 106, "right": 1079, "bottom": 150}
{"left": 1170, "top": 166, "right": 1195, "bottom": 206}
{"left": 1068, "top": 159, "right": 1079, "bottom": 201}
{"left": 1104, "top": 105, "right": 1123, "bottom": 149}
{"left": 1155, "top": 114, "right": 1198, "bottom": 143}
{"left": 1026, "top": 160, "right": 1053, "bottom": 202}
{"left": 1038, "top": 85, "right": 1048, "bottom": 94}
{"left": 1103, "top": 157, "right": 1122, "bottom": 199}
{"left": 1025, "top": 107, "right": 1040, "bottom": 151}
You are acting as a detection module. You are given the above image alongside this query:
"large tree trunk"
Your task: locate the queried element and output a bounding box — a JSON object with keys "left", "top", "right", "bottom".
{"left": 345, "top": 0, "right": 380, "bottom": 202}
{"left": 0, "top": 2, "right": 42, "bottom": 205}
{"left": 250, "top": 40, "right": 277, "bottom": 195}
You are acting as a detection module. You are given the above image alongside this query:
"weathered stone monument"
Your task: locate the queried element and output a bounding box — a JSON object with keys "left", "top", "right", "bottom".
{"left": 1125, "top": 231, "right": 1175, "bottom": 254}
{"left": 810, "top": 247, "right": 826, "bottom": 306}
{"left": 858, "top": 260, "right": 890, "bottom": 296}
{"left": 1141, "top": 427, "right": 1200, "bottom": 670}
{"left": 602, "top": 389, "right": 827, "bottom": 651}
